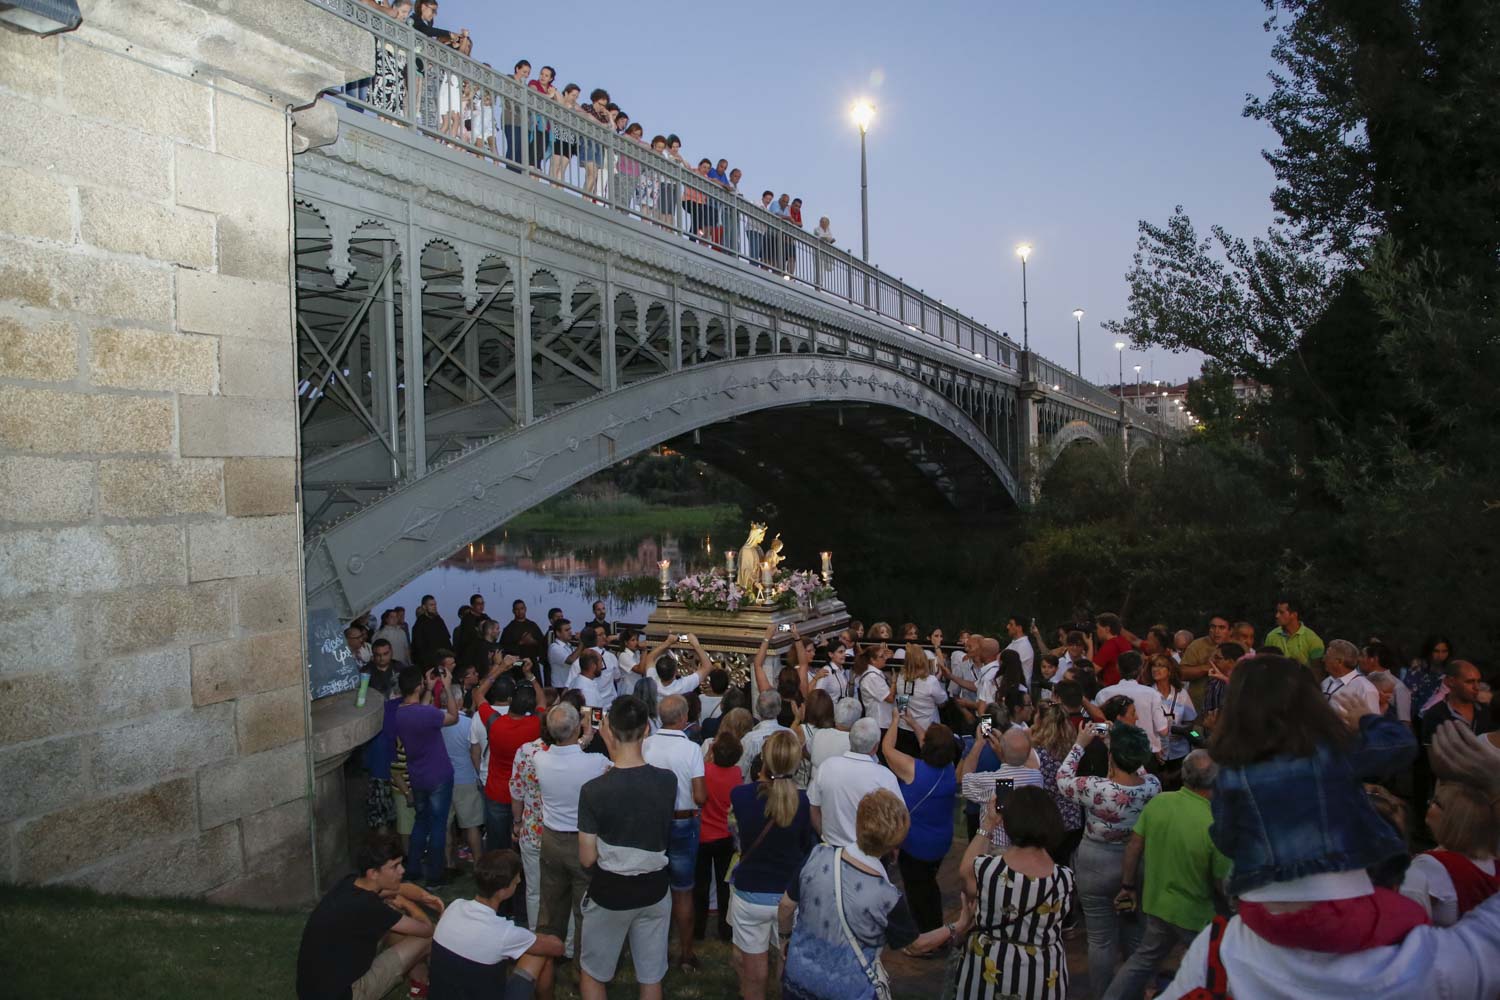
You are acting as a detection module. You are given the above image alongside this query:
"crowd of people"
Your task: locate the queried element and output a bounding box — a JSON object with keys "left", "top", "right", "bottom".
{"left": 343, "top": 0, "right": 839, "bottom": 271}
{"left": 297, "top": 593, "right": 1500, "bottom": 1000}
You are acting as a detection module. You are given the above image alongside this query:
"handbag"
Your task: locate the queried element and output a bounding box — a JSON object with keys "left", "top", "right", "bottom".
{"left": 832, "top": 848, "right": 893, "bottom": 1000}
{"left": 724, "top": 810, "right": 778, "bottom": 886}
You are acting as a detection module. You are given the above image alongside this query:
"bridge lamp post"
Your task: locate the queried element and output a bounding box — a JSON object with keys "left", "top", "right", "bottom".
{"left": 1072, "top": 308, "right": 1085, "bottom": 377}
{"left": 851, "top": 101, "right": 876, "bottom": 263}
{"left": 1133, "top": 364, "right": 1142, "bottom": 406}
{"left": 1114, "top": 341, "right": 1126, "bottom": 421}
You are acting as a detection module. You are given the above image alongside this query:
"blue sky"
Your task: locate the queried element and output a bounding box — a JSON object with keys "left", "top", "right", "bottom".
{"left": 435, "top": 0, "right": 1282, "bottom": 384}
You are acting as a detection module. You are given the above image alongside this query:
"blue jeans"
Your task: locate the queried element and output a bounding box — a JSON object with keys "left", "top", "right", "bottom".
{"left": 485, "top": 797, "right": 514, "bottom": 852}
{"left": 410, "top": 780, "right": 454, "bottom": 885}
{"left": 1075, "top": 835, "right": 1144, "bottom": 998}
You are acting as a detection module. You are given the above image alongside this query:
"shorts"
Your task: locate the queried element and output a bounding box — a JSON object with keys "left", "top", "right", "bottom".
{"left": 451, "top": 783, "right": 484, "bottom": 829}
{"left": 728, "top": 890, "right": 781, "bottom": 955}
{"left": 349, "top": 940, "right": 407, "bottom": 1000}
{"left": 667, "top": 817, "right": 699, "bottom": 891}
{"left": 579, "top": 891, "right": 670, "bottom": 985}
{"left": 394, "top": 786, "right": 415, "bottom": 836}
{"left": 552, "top": 140, "right": 577, "bottom": 158}
{"left": 578, "top": 141, "right": 604, "bottom": 165}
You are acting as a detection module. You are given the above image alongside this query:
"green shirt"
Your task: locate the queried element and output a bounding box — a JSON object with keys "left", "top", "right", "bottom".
{"left": 1133, "top": 789, "right": 1231, "bottom": 931}
{"left": 1264, "top": 624, "right": 1324, "bottom": 666}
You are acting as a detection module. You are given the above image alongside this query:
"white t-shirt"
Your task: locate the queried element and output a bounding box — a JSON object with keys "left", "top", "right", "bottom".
{"left": 1400, "top": 851, "right": 1496, "bottom": 927}
{"left": 808, "top": 751, "right": 903, "bottom": 848}
{"left": 641, "top": 728, "right": 705, "bottom": 811}
{"left": 808, "top": 727, "right": 851, "bottom": 773}
{"left": 534, "top": 744, "right": 610, "bottom": 832}
{"left": 547, "top": 639, "right": 574, "bottom": 684}
{"left": 567, "top": 671, "right": 616, "bottom": 709}
{"left": 974, "top": 660, "right": 1002, "bottom": 707}
{"left": 892, "top": 674, "right": 948, "bottom": 730}
{"left": 569, "top": 646, "right": 619, "bottom": 690}
{"left": 1159, "top": 892, "right": 1500, "bottom": 1000}
{"left": 1095, "top": 679, "right": 1169, "bottom": 754}
{"left": 1365, "top": 669, "right": 1413, "bottom": 722}
{"left": 947, "top": 651, "right": 976, "bottom": 701}
{"left": 431, "top": 897, "right": 536, "bottom": 967}
{"left": 1321, "top": 670, "right": 1381, "bottom": 718}
{"left": 616, "top": 647, "right": 642, "bottom": 697}
{"left": 1006, "top": 635, "right": 1036, "bottom": 687}
{"left": 699, "top": 693, "right": 725, "bottom": 725}
{"left": 855, "top": 667, "right": 893, "bottom": 728}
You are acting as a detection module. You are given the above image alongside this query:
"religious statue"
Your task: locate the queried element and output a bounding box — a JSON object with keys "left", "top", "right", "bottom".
{"left": 736, "top": 522, "right": 767, "bottom": 593}
{"left": 764, "top": 533, "right": 786, "bottom": 576}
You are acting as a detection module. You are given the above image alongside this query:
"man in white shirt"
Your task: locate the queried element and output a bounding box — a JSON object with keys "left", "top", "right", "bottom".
{"left": 808, "top": 719, "right": 902, "bottom": 848}
{"left": 566, "top": 649, "right": 619, "bottom": 709}
{"left": 1003, "top": 616, "right": 1037, "bottom": 688}
{"left": 576, "top": 625, "right": 620, "bottom": 691}
{"left": 647, "top": 633, "right": 712, "bottom": 699}
{"left": 810, "top": 697, "right": 861, "bottom": 775}
{"left": 533, "top": 703, "right": 610, "bottom": 958}
{"left": 641, "top": 695, "right": 708, "bottom": 971}
{"left": 616, "top": 629, "right": 642, "bottom": 697}
{"left": 428, "top": 848, "right": 563, "bottom": 997}
{"left": 970, "top": 636, "right": 1004, "bottom": 714}
{"left": 739, "top": 690, "right": 790, "bottom": 781}
{"left": 1095, "top": 650, "right": 1170, "bottom": 756}
{"left": 547, "top": 619, "right": 580, "bottom": 689}
{"left": 1320, "top": 639, "right": 1381, "bottom": 717}
{"left": 946, "top": 631, "right": 977, "bottom": 701}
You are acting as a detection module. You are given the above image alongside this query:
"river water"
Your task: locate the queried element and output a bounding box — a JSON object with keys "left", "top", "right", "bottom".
{"left": 374, "top": 521, "right": 735, "bottom": 633}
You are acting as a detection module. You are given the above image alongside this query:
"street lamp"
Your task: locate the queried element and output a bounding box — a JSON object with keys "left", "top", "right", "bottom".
{"left": 1015, "top": 244, "right": 1033, "bottom": 357}
{"left": 1114, "top": 341, "right": 1126, "bottom": 420}
{"left": 1133, "top": 363, "right": 1142, "bottom": 406}
{"left": 852, "top": 101, "right": 876, "bottom": 262}
{"left": 1072, "top": 308, "right": 1084, "bottom": 377}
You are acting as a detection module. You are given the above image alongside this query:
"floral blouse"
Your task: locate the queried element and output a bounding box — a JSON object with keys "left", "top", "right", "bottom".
{"left": 1035, "top": 747, "right": 1083, "bottom": 832}
{"left": 507, "top": 737, "right": 547, "bottom": 850}
{"left": 1056, "top": 744, "right": 1160, "bottom": 844}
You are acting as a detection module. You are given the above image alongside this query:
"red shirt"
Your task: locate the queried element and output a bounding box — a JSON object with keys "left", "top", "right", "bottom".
{"left": 1093, "top": 635, "right": 1132, "bottom": 687}
{"left": 699, "top": 761, "right": 741, "bottom": 842}
{"left": 476, "top": 704, "right": 541, "bottom": 803}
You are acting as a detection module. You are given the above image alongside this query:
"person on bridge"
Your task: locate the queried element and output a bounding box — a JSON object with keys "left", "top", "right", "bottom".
{"left": 499, "top": 599, "right": 546, "bottom": 659}
{"left": 411, "top": 594, "right": 450, "bottom": 668}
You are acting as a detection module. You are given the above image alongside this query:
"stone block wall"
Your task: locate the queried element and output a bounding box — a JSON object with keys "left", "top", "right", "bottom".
{"left": 0, "top": 1, "right": 368, "bottom": 904}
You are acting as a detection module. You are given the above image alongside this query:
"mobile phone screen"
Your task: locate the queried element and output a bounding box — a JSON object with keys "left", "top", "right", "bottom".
{"left": 994, "top": 778, "right": 1014, "bottom": 810}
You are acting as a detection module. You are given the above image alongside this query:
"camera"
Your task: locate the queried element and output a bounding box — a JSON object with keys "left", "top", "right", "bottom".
{"left": 590, "top": 707, "right": 603, "bottom": 727}
{"left": 894, "top": 693, "right": 910, "bottom": 711}
{"left": 1092, "top": 723, "right": 1111, "bottom": 737}
{"left": 677, "top": 634, "right": 690, "bottom": 642}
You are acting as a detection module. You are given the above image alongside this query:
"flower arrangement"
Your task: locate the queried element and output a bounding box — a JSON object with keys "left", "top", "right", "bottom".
{"left": 667, "top": 567, "right": 835, "bottom": 612}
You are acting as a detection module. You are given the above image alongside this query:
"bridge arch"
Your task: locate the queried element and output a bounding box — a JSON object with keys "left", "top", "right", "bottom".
{"left": 1036, "top": 419, "right": 1111, "bottom": 476}
{"left": 304, "top": 355, "right": 1019, "bottom": 618}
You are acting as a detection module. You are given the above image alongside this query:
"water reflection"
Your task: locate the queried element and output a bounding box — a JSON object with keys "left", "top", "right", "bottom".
{"left": 377, "top": 526, "right": 727, "bottom": 630}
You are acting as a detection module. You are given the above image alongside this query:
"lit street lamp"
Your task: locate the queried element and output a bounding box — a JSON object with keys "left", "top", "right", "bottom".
{"left": 1072, "top": 308, "right": 1084, "bottom": 377}
{"left": 852, "top": 101, "right": 875, "bottom": 262}
{"left": 1134, "top": 364, "right": 1142, "bottom": 407}
{"left": 1015, "top": 244, "right": 1033, "bottom": 356}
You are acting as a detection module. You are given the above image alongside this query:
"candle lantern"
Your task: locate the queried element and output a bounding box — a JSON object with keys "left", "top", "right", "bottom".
{"left": 820, "top": 550, "right": 833, "bottom": 585}
{"left": 658, "top": 559, "right": 671, "bottom": 599}
{"left": 725, "top": 550, "right": 736, "bottom": 576}
{"left": 759, "top": 559, "right": 773, "bottom": 590}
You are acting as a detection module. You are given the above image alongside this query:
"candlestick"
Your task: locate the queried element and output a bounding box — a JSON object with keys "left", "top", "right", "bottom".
{"left": 658, "top": 559, "right": 671, "bottom": 599}
{"left": 759, "top": 559, "right": 772, "bottom": 590}
{"left": 725, "top": 550, "right": 736, "bottom": 575}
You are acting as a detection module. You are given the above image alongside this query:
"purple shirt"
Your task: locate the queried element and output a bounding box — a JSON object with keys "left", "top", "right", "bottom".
{"left": 394, "top": 703, "right": 454, "bottom": 791}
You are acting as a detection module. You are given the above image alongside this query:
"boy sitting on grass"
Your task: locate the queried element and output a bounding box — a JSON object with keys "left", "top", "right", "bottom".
{"left": 429, "top": 849, "right": 565, "bottom": 999}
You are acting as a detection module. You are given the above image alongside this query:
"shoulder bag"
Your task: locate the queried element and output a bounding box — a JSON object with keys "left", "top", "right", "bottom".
{"left": 832, "top": 848, "right": 893, "bottom": 1000}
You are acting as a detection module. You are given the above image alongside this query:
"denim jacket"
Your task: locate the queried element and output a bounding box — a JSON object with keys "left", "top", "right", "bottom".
{"left": 1210, "top": 715, "right": 1417, "bottom": 896}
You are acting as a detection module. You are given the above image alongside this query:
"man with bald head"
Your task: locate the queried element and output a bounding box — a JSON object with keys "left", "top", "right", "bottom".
{"left": 642, "top": 694, "right": 707, "bottom": 971}
{"left": 957, "top": 723, "right": 1043, "bottom": 850}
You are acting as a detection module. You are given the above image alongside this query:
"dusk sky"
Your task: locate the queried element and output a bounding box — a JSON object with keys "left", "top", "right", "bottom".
{"left": 436, "top": 0, "right": 1283, "bottom": 385}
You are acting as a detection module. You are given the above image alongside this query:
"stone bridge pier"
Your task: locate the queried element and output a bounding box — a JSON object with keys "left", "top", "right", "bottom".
{"left": 0, "top": 1, "right": 367, "bottom": 904}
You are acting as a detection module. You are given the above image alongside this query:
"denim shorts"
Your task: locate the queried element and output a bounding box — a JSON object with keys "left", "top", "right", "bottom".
{"left": 667, "top": 817, "right": 700, "bottom": 891}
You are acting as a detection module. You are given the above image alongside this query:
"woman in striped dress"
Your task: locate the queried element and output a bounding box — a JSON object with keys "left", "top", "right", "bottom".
{"left": 954, "top": 786, "right": 1074, "bottom": 1000}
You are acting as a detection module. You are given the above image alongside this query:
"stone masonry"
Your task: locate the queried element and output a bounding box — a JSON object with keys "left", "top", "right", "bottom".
{"left": 0, "top": 1, "right": 367, "bottom": 904}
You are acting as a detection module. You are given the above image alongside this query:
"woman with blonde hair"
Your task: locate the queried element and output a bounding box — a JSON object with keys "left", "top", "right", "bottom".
{"left": 1031, "top": 703, "right": 1086, "bottom": 865}
{"left": 706, "top": 706, "right": 754, "bottom": 761}
{"left": 1400, "top": 780, "right": 1500, "bottom": 925}
{"left": 728, "top": 729, "right": 816, "bottom": 998}
{"left": 892, "top": 642, "right": 948, "bottom": 756}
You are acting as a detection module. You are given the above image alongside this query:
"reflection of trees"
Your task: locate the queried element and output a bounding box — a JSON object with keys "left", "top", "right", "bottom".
{"left": 441, "top": 530, "right": 720, "bottom": 579}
